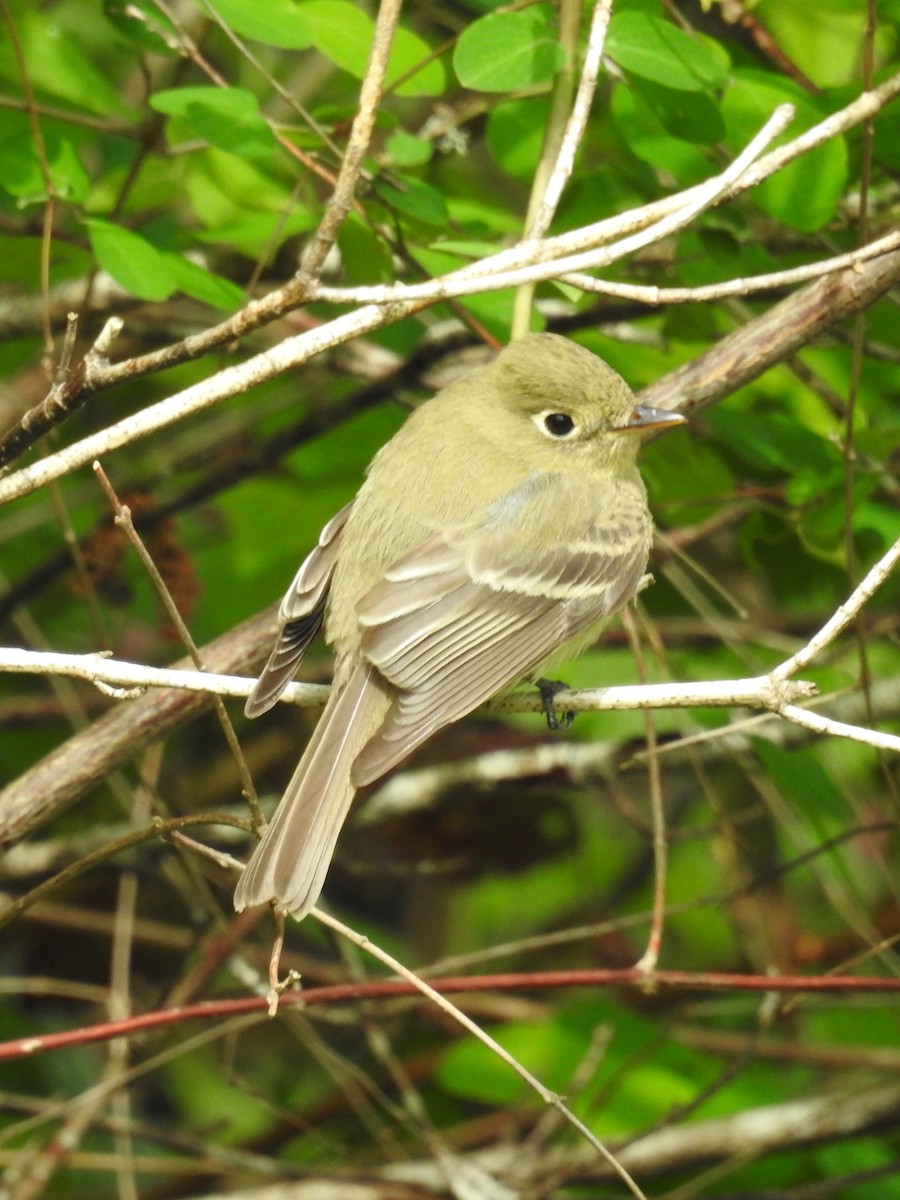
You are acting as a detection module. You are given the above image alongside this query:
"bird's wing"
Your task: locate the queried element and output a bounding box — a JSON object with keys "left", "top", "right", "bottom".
{"left": 352, "top": 477, "right": 649, "bottom": 785}
{"left": 245, "top": 501, "right": 354, "bottom": 718}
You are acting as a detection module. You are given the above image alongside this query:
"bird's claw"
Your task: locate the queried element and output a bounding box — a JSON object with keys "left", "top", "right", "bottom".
{"left": 537, "top": 678, "right": 574, "bottom": 731}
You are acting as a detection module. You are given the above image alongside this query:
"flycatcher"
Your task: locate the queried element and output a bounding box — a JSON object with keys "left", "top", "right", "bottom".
{"left": 235, "top": 333, "right": 685, "bottom": 918}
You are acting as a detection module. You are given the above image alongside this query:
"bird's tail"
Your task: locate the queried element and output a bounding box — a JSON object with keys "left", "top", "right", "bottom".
{"left": 234, "top": 664, "right": 391, "bottom": 918}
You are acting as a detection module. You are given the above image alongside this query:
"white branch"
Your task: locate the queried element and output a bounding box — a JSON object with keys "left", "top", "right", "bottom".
{"left": 779, "top": 705, "right": 900, "bottom": 754}
{"left": 492, "top": 676, "right": 815, "bottom": 714}
{"left": 528, "top": 69, "right": 900, "bottom": 276}
{"left": 1, "top": 530, "right": 897, "bottom": 756}
{"left": 311, "top": 72, "right": 900, "bottom": 305}
{"left": 313, "top": 907, "right": 649, "bottom": 1200}
{"left": 313, "top": 106, "right": 796, "bottom": 306}
{"left": 0, "top": 647, "right": 325, "bottom": 705}
{"left": 529, "top": 0, "right": 613, "bottom": 238}
{"left": 562, "top": 230, "right": 900, "bottom": 304}
{"left": 0, "top": 303, "right": 403, "bottom": 506}
{"left": 1, "top": 73, "right": 896, "bottom": 509}
{"left": 0, "top": 111, "right": 788, "bottom": 510}
{"left": 0, "top": 646, "right": 813, "bottom": 713}
{"left": 4, "top": 518, "right": 899, "bottom": 760}
{"left": 773, "top": 533, "right": 900, "bottom": 681}
{"left": 5, "top": 514, "right": 900, "bottom": 764}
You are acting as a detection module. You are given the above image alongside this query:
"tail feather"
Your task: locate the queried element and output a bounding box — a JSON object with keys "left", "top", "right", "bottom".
{"left": 234, "top": 665, "right": 391, "bottom": 918}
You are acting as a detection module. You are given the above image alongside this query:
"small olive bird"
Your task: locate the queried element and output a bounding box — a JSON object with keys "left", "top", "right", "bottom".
{"left": 235, "top": 333, "right": 685, "bottom": 918}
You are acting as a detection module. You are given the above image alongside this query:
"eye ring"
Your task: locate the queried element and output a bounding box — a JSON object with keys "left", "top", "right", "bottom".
{"left": 543, "top": 412, "right": 575, "bottom": 437}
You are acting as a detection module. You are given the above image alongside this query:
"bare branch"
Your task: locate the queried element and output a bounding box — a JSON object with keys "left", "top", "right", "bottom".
{"left": 636, "top": 248, "right": 900, "bottom": 416}
{"left": 529, "top": 0, "right": 612, "bottom": 239}
{"left": 313, "top": 907, "right": 650, "bottom": 1200}
{"left": 773, "top": 534, "right": 900, "bottom": 681}
{"left": 315, "top": 105, "right": 797, "bottom": 306}
{"left": 0, "top": 609, "right": 276, "bottom": 849}
{"left": 298, "top": 0, "right": 403, "bottom": 282}
{"left": 2, "top": 72, "right": 897, "bottom": 480}
{"left": 563, "top": 229, "right": 900, "bottom": 304}
{"left": 3, "top": 259, "right": 900, "bottom": 846}
{"left": 0, "top": 645, "right": 816, "bottom": 711}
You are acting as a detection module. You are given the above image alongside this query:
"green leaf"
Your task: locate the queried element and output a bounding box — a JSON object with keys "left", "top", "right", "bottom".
{"left": 437, "top": 1021, "right": 588, "bottom": 1105}
{"left": 163, "top": 1051, "right": 274, "bottom": 1140}
{"left": 104, "top": 0, "right": 180, "bottom": 55}
{"left": 86, "top": 220, "right": 176, "bottom": 301}
{"left": 374, "top": 176, "right": 449, "bottom": 226}
{"left": 753, "top": 742, "right": 847, "bottom": 820}
{"left": 0, "top": 237, "right": 44, "bottom": 283}
{"left": 181, "top": 147, "right": 313, "bottom": 246}
{"left": 630, "top": 77, "right": 725, "bottom": 144}
{"left": 607, "top": 12, "right": 730, "bottom": 92}
{"left": 298, "top": 0, "right": 370, "bottom": 70}
{"left": 443, "top": 192, "right": 523, "bottom": 237}
{"left": 384, "top": 25, "right": 445, "bottom": 97}
{"left": 722, "top": 72, "right": 848, "bottom": 232}
{"left": 797, "top": 475, "right": 876, "bottom": 559}
{"left": 150, "top": 87, "right": 278, "bottom": 158}
{"left": 297, "top": 2, "right": 444, "bottom": 97}
{"left": 755, "top": 133, "right": 846, "bottom": 232}
{"left": 337, "top": 214, "right": 394, "bottom": 285}
{"left": 610, "top": 82, "right": 711, "bottom": 184}
{"left": 706, "top": 407, "right": 840, "bottom": 477}
{"left": 205, "top": 0, "right": 313, "bottom": 48}
{"left": 486, "top": 97, "right": 551, "bottom": 180}
{"left": 428, "top": 239, "right": 500, "bottom": 259}
{"left": 0, "top": 236, "right": 90, "bottom": 286}
{"left": 852, "top": 499, "right": 900, "bottom": 546}
{"left": 453, "top": 9, "right": 565, "bottom": 92}
{"left": 385, "top": 132, "right": 433, "bottom": 168}
{"left": 194, "top": 209, "right": 314, "bottom": 257}
{"left": 0, "top": 10, "right": 130, "bottom": 116}
{"left": 755, "top": 3, "right": 889, "bottom": 90}
{"left": 873, "top": 104, "right": 900, "bottom": 171}
{"left": 164, "top": 254, "right": 245, "bottom": 310}
{"left": 641, "top": 433, "right": 732, "bottom": 520}
{"left": 0, "top": 131, "right": 90, "bottom": 205}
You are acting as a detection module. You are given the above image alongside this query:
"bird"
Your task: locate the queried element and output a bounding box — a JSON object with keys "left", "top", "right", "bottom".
{"left": 234, "top": 332, "right": 685, "bottom": 918}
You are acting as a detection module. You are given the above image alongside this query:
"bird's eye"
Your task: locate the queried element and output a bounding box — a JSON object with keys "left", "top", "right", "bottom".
{"left": 543, "top": 412, "right": 575, "bottom": 437}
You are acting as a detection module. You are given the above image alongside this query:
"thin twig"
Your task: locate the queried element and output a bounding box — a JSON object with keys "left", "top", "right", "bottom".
{"left": 312, "top": 907, "right": 650, "bottom": 1200}
{"left": 0, "top": 647, "right": 813, "bottom": 712}
{"left": 562, "top": 229, "right": 900, "bottom": 303}
{"left": 316, "top": 106, "right": 798, "bottom": 305}
{"left": 2, "top": 71, "right": 898, "bottom": 478}
{"left": 773, "top": 534, "right": 900, "bottom": 680}
{"left": 298, "top": 0, "right": 404, "bottom": 283}
{"left": 0, "top": 812, "right": 249, "bottom": 932}
{"left": 531, "top": 0, "right": 613, "bottom": 239}
{"left": 3, "top": 966, "right": 898, "bottom": 1062}
{"left": 0, "top": 107, "right": 793, "bottom": 504}
{"left": 92, "top": 463, "right": 262, "bottom": 824}
{"left": 623, "top": 608, "right": 667, "bottom": 976}
{"left": 511, "top": 0, "right": 584, "bottom": 339}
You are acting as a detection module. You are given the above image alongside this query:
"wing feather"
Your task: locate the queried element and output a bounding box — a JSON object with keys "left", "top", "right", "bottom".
{"left": 351, "top": 475, "right": 651, "bottom": 786}
{"left": 245, "top": 501, "right": 354, "bottom": 718}
{"left": 353, "top": 598, "right": 561, "bottom": 785}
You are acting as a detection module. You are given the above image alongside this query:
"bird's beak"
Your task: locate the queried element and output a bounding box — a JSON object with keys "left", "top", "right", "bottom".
{"left": 620, "top": 404, "right": 687, "bottom": 433}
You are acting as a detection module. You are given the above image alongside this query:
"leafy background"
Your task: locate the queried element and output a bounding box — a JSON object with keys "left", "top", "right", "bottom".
{"left": 0, "top": 0, "right": 899, "bottom": 1197}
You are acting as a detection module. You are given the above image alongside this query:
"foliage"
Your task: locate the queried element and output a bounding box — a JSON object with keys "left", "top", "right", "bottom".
{"left": 0, "top": 0, "right": 899, "bottom": 1197}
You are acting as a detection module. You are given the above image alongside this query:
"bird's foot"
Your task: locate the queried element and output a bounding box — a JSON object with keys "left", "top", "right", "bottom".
{"left": 536, "top": 678, "right": 574, "bottom": 731}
